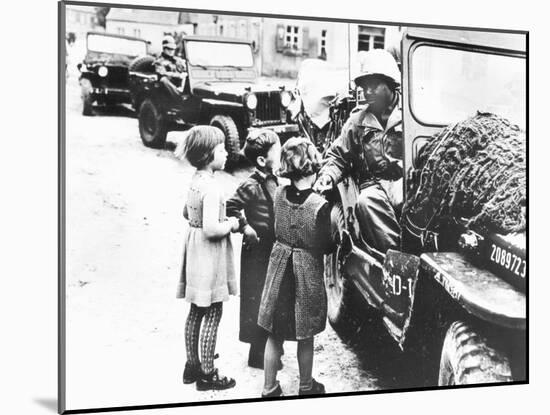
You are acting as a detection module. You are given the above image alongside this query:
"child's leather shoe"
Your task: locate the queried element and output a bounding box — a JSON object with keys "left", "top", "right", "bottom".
{"left": 298, "top": 378, "right": 325, "bottom": 396}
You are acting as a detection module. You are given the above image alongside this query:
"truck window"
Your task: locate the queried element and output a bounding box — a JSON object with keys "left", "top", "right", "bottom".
{"left": 410, "top": 45, "right": 526, "bottom": 129}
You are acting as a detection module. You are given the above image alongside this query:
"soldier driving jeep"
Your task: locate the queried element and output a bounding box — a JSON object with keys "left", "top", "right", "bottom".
{"left": 313, "top": 49, "right": 403, "bottom": 254}
{"left": 154, "top": 35, "right": 188, "bottom": 103}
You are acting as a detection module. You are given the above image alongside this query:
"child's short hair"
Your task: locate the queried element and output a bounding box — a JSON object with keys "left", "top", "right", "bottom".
{"left": 242, "top": 129, "right": 280, "bottom": 164}
{"left": 183, "top": 126, "right": 225, "bottom": 169}
{"left": 278, "top": 136, "right": 323, "bottom": 180}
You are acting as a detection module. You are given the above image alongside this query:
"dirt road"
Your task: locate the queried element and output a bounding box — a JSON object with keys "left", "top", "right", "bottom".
{"left": 63, "top": 72, "right": 388, "bottom": 411}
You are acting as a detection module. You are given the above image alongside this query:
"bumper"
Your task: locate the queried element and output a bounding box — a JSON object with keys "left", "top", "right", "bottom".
{"left": 90, "top": 87, "right": 131, "bottom": 102}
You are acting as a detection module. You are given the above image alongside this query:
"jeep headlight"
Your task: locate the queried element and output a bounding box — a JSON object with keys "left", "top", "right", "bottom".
{"left": 98, "top": 66, "right": 109, "bottom": 77}
{"left": 245, "top": 93, "right": 257, "bottom": 110}
{"left": 280, "top": 90, "right": 291, "bottom": 108}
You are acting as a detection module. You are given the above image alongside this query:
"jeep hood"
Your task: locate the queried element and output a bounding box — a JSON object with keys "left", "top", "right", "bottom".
{"left": 83, "top": 51, "right": 133, "bottom": 67}
{"left": 193, "top": 82, "right": 284, "bottom": 102}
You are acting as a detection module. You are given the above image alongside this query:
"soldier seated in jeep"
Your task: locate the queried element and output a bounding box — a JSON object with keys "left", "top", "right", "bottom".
{"left": 314, "top": 49, "right": 403, "bottom": 254}
{"left": 128, "top": 35, "right": 299, "bottom": 156}
{"left": 154, "top": 35, "right": 188, "bottom": 103}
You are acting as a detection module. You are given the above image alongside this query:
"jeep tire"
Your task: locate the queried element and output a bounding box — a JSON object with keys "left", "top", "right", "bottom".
{"left": 438, "top": 321, "right": 513, "bottom": 385}
{"left": 209, "top": 115, "right": 241, "bottom": 163}
{"left": 138, "top": 99, "right": 167, "bottom": 148}
{"left": 325, "top": 202, "right": 358, "bottom": 332}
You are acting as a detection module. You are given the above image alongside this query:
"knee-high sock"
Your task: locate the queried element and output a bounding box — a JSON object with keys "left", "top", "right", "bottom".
{"left": 297, "top": 337, "right": 314, "bottom": 390}
{"left": 185, "top": 304, "right": 205, "bottom": 366}
{"left": 200, "top": 302, "right": 223, "bottom": 374}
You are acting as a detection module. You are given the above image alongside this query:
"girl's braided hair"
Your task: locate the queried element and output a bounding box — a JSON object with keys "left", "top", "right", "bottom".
{"left": 278, "top": 136, "right": 322, "bottom": 180}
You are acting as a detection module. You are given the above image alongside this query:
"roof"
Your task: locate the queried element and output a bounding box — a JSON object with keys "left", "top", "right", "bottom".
{"left": 182, "top": 35, "right": 251, "bottom": 45}
{"left": 86, "top": 31, "right": 148, "bottom": 43}
{"left": 404, "top": 28, "right": 526, "bottom": 54}
{"left": 106, "top": 8, "right": 182, "bottom": 26}
{"left": 66, "top": 5, "right": 97, "bottom": 14}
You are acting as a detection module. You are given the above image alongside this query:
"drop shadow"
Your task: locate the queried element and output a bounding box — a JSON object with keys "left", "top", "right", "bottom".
{"left": 34, "top": 398, "right": 57, "bottom": 412}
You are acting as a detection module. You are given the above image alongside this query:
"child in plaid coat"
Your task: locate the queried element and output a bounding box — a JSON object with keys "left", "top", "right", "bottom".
{"left": 257, "top": 137, "right": 334, "bottom": 397}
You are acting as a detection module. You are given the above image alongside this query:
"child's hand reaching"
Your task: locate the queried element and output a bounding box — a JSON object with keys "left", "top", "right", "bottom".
{"left": 228, "top": 217, "right": 240, "bottom": 233}
{"left": 243, "top": 225, "right": 260, "bottom": 247}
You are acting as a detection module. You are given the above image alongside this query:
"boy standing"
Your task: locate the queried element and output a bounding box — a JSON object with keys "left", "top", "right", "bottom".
{"left": 226, "top": 130, "right": 282, "bottom": 369}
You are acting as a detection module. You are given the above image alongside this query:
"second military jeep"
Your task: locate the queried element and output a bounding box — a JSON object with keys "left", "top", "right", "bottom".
{"left": 310, "top": 28, "right": 527, "bottom": 387}
{"left": 128, "top": 35, "right": 299, "bottom": 157}
{"left": 78, "top": 31, "right": 149, "bottom": 116}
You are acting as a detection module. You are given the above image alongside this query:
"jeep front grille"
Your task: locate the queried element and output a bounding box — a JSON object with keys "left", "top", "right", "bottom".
{"left": 255, "top": 92, "right": 281, "bottom": 122}
{"left": 100, "top": 67, "right": 129, "bottom": 89}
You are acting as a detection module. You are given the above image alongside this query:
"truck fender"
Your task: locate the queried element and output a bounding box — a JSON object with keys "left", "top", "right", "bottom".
{"left": 420, "top": 252, "right": 526, "bottom": 330}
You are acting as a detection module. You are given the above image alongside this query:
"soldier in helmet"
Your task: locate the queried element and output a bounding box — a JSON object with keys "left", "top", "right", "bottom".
{"left": 314, "top": 49, "right": 403, "bottom": 253}
{"left": 154, "top": 35, "right": 188, "bottom": 101}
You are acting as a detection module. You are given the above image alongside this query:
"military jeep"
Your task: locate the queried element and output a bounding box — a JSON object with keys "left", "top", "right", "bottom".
{"left": 78, "top": 31, "right": 149, "bottom": 116}
{"left": 319, "top": 28, "right": 527, "bottom": 386}
{"left": 128, "top": 35, "right": 299, "bottom": 157}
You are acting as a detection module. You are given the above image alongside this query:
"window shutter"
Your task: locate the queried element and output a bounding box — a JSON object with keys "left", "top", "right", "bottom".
{"left": 301, "top": 27, "right": 310, "bottom": 56}
{"left": 276, "top": 24, "right": 285, "bottom": 52}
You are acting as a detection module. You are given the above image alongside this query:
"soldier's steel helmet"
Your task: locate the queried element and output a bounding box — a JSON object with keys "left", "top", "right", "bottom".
{"left": 354, "top": 49, "right": 400, "bottom": 86}
{"left": 162, "top": 35, "right": 177, "bottom": 49}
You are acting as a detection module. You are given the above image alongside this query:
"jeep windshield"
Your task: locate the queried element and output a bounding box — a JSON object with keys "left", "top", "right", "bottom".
{"left": 87, "top": 34, "right": 147, "bottom": 57}
{"left": 186, "top": 41, "right": 254, "bottom": 68}
{"left": 411, "top": 46, "right": 526, "bottom": 129}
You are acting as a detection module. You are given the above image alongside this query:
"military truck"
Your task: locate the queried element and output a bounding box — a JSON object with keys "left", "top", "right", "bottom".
{"left": 318, "top": 28, "right": 526, "bottom": 386}
{"left": 128, "top": 35, "right": 299, "bottom": 158}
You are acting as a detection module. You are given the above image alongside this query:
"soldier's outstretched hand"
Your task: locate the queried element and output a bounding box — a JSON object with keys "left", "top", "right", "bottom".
{"left": 313, "top": 174, "right": 333, "bottom": 194}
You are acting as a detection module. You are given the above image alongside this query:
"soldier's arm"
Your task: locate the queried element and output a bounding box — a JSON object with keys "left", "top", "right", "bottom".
{"left": 319, "top": 119, "right": 355, "bottom": 185}
{"left": 165, "top": 58, "right": 187, "bottom": 79}
{"left": 154, "top": 58, "right": 167, "bottom": 76}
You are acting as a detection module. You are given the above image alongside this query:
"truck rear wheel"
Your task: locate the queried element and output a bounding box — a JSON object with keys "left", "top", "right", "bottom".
{"left": 82, "top": 93, "right": 93, "bottom": 116}
{"left": 438, "top": 321, "right": 513, "bottom": 385}
{"left": 209, "top": 115, "right": 241, "bottom": 164}
{"left": 325, "top": 202, "right": 357, "bottom": 332}
{"left": 138, "top": 99, "right": 167, "bottom": 148}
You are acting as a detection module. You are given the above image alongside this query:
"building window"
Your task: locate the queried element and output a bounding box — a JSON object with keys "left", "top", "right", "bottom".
{"left": 358, "top": 25, "right": 385, "bottom": 51}
{"left": 219, "top": 24, "right": 224, "bottom": 36}
{"left": 133, "top": 28, "right": 141, "bottom": 38}
{"left": 117, "top": 27, "right": 125, "bottom": 35}
{"left": 285, "top": 25, "right": 301, "bottom": 50}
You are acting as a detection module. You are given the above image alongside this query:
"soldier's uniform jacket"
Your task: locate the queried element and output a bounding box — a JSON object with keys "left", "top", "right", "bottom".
{"left": 320, "top": 100, "right": 403, "bottom": 188}
{"left": 154, "top": 53, "right": 187, "bottom": 86}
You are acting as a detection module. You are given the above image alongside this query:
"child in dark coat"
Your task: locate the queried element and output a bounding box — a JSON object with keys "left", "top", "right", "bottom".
{"left": 226, "top": 129, "right": 282, "bottom": 369}
{"left": 257, "top": 137, "right": 333, "bottom": 397}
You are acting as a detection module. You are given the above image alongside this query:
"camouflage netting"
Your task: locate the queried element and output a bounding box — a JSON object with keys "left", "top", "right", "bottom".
{"left": 404, "top": 112, "right": 526, "bottom": 235}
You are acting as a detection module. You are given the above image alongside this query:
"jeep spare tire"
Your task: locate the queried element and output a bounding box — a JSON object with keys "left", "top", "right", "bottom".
{"left": 438, "top": 321, "right": 513, "bottom": 385}
{"left": 138, "top": 99, "right": 167, "bottom": 148}
{"left": 82, "top": 92, "right": 93, "bottom": 116}
{"left": 209, "top": 115, "right": 241, "bottom": 163}
{"left": 129, "top": 55, "right": 156, "bottom": 73}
